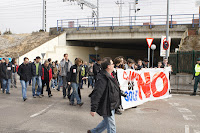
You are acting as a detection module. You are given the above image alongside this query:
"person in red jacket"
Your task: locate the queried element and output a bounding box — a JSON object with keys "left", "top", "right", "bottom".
{"left": 41, "top": 60, "right": 53, "bottom": 97}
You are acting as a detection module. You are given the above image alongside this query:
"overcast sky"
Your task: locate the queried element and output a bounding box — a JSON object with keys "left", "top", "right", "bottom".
{"left": 0, "top": 0, "right": 199, "bottom": 34}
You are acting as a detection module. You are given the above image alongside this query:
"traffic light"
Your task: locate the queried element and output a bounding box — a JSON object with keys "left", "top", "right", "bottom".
{"left": 135, "top": 0, "right": 138, "bottom": 4}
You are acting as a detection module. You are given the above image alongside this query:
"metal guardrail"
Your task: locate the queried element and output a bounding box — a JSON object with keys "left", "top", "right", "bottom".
{"left": 170, "top": 74, "right": 194, "bottom": 93}
{"left": 57, "top": 14, "right": 200, "bottom": 31}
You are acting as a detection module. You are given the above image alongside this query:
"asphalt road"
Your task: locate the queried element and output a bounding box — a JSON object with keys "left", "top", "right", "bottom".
{"left": 0, "top": 81, "right": 200, "bottom": 133}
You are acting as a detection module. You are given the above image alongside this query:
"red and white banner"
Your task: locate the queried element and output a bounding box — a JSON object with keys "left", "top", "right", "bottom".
{"left": 117, "top": 68, "right": 171, "bottom": 110}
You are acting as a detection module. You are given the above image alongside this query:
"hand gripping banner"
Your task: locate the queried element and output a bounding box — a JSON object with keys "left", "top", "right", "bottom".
{"left": 117, "top": 68, "right": 171, "bottom": 110}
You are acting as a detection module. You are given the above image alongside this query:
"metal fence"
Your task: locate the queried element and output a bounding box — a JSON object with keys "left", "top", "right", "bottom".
{"left": 57, "top": 14, "right": 200, "bottom": 31}
{"left": 169, "top": 51, "right": 200, "bottom": 74}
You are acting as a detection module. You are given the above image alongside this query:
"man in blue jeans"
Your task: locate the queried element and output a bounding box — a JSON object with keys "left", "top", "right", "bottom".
{"left": 18, "top": 57, "right": 32, "bottom": 101}
{"left": 0, "top": 59, "right": 12, "bottom": 94}
{"left": 31, "top": 56, "right": 43, "bottom": 98}
{"left": 59, "top": 53, "right": 73, "bottom": 99}
{"left": 88, "top": 57, "right": 121, "bottom": 133}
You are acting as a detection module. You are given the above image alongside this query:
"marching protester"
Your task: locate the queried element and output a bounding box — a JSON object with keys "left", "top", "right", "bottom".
{"left": 0, "top": 59, "right": 1, "bottom": 90}
{"left": 68, "top": 58, "right": 84, "bottom": 106}
{"left": 126, "top": 58, "right": 135, "bottom": 70}
{"left": 51, "top": 62, "right": 58, "bottom": 89}
{"left": 0, "top": 58, "right": 5, "bottom": 90}
{"left": 41, "top": 60, "right": 53, "bottom": 97}
{"left": 191, "top": 57, "right": 200, "bottom": 96}
{"left": 80, "top": 61, "right": 86, "bottom": 89}
{"left": 48, "top": 58, "right": 53, "bottom": 68}
{"left": 113, "top": 56, "right": 124, "bottom": 115}
{"left": 88, "top": 57, "right": 121, "bottom": 133}
{"left": 59, "top": 53, "right": 73, "bottom": 99}
{"left": 31, "top": 56, "right": 43, "bottom": 98}
{"left": 157, "top": 61, "right": 164, "bottom": 68}
{"left": 162, "top": 57, "right": 169, "bottom": 67}
{"left": 114, "top": 56, "right": 123, "bottom": 69}
{"left": 0, "top": 58, "right": 12, "bottom": 94}
{"left": 56, "top": 67, "right": 63, "bottom": 92}
{"left": 143, "top": 58, "right": 149, "bottom": 68}
{"left": 93, "top": 57, "right": 102, "bottom": 82}
{"left": 82, "top": 61, "right": 88, "bottom": 85}
{"left": 17, "top": 57, "right": 32, "bottom": 101}
{"left": 87, "top": 62, "right": 94, "bottom": 88}
{"left": 11, "top": 58, "right": 18, "bottom": 88}
{"left": 136, "top": 59, "right": 144, "bottom": 70}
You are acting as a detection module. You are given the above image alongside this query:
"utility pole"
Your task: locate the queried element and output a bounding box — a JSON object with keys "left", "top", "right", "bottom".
{"left": 115, "top": 0, "right": 124, "bottom": 26}
{"left": 129, "top": 0, "right": 139, "bottom": 25}
{"left": 165, "top": 0, "right": 169, "bottom": 59}
{"left": 63, "top": 0, "right": 98, "bottom": 26}
{"left": 43, "top": 0, "right": 47, "bottom": 32}
{"left": 97, "top": 0, "right": 99, "bottom": 27}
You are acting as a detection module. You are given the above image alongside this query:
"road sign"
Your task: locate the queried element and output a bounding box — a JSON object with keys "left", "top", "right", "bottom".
{"left": 160, "top": 36, "right": 171, "bottom": 57}
{"left": 146, "top": 38, "right": 154, "bottom": 68}
{"left": 41, "top": 53, "right": 46, "bottom": 58}
{"left": 163, "top": 41, "right": 169, "bottom": 50}
{"left": 146, "top": 38, "right": 154, "bottom": 48}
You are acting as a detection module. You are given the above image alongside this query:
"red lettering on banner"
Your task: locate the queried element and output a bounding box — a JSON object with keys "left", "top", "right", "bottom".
{"left": 123, "top": 71, "right": 136, "bottom": 81}
{"left": 123, "top": 71, "right": 128, "bottom": 80}
{"left": 151, "top": 72, "right": 168, "bottom": 97}
{"left": 122, "top": 71, "right": 169, "bottom": 100}
{"left": 135, "top": 72, "right": 151, "bottom": 100}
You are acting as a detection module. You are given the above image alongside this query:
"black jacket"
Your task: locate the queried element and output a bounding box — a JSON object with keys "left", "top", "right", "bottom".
{"left": 89, "top": 70, "right": 121, "bottom": 117}
{"left": 31, "top": 62, "right": 43, "bottom": 76}
{"left": 93, "top": 63, "right": 101, "bottom": 79}
{"left": 83, "top": 65, "right": 88, "bottom": 77}
{"left": 0, "top": 62, "right": 12, "bottom": 80}
{"left": 136, "top": 65, "right": 144, "bottom": 70}
{"left": 68, "top": 65, "right": 83, "bottom": 83}
{"left": 87, "top": 66, "right": 94, "bottom": 76}
{"left": 17, "top": 63, "right": 32, "bottom": 82}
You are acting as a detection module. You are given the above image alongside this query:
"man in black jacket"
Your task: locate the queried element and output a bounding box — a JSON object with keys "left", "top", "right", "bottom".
{"left": 88, "top": 57, "right": 120, "bottom": 133}
{"left": 93, "top": 57, "right": 102, "bottom": 82}
{"left": 0, "top": 58, "right": 12, "bottom": 94}
{"left": 17, "top": 57, "right": 32, "bottom": 101}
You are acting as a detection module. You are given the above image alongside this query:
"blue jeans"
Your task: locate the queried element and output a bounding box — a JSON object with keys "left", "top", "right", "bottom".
{"left": 54, "top": 78, "right": 57, "bottom": 86}
{"left": 20, "top": 80, "right": 29, "bottom": 100}
{"left": 51, "top": 79, "right": 57, "bottom": 88}
{"left": 88, "top": 76, "right": 94, "bottom": 88}
{"left": 57, "top": 75, "right": 63, "bottom": 91}
{"left": 80, "top": 79, "right": 84, "bottom": 89}
{"left": 2, "top": 79, "right": 11, "bottom": 93}
{"left": 70, "top": 83, "right": 81, "bottom": 104}
{"left": 32, "top": 76, "right": 42, "bottom": 96}
{"left": 91, "top": 110, "right": 116, "bottom": 133}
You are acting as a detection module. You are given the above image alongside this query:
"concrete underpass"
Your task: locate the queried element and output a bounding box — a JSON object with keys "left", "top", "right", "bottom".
{"left": 66, "top": 38, "right": 180, "bottom": 64}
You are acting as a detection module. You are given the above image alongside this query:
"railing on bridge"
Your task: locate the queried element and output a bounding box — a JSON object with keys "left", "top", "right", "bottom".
{"left": 57, "top": 14, "right": 200, "bottom": 31}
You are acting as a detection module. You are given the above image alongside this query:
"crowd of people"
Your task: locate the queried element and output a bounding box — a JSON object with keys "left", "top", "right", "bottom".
{"left": 0, "top": 53, "right": 171, "bottom": 133}
{"left": 0, "top": 54, "right": 171, "bottom": 102}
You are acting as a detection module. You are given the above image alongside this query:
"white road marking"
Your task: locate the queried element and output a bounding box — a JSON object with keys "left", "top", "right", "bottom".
{"left": 30, "top": 104, "right": 53, "bottom": 118}
{"left": 183, "top": 115, "right": 196, "bottom": 121}
{"left": 185, "top": 125, "right": 189, "bottom": 133}
{"left": 194, "top": 130, "right": 200, "bottom": 133}
{"left": 169, "top": 102, "right": 180, "bottom": 107}
{"left": 178, "top": 108, "right": 192, "bottom": 113}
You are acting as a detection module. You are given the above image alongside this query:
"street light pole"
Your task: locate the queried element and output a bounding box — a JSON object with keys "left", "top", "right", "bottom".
{"left": 43, "top": 0, "right": 47, "bottom": 32}
{"left": 166, "top": 0, "right": 169, "bottom": 59}
{"left": 94, "top": 46, "right": 99, "bottom": 62}
{"left": 151, "top": 44, "right": 156, "bottom": 68}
